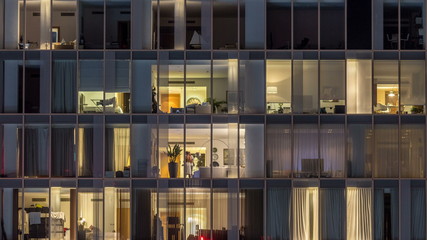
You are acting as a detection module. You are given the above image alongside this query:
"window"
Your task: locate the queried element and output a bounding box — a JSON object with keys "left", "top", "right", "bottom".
{"left": 0, "top": 0, "right": 24, "bottom": 49}
{"left": 401, "top": 117, "right": 425, "bottom": 178}
{"left": 131, "top": 185, "right": 157, "bottom": 239}
{"left": 79, "top": 0, "right": 104, "bottom": 49}
{"left": 50, "top": 185, "right": 76, "bottom": 239}
{"left": 186, "top": 184, "right": 211, "bottom": 239}
{"left": 346, "top": 186, "right": 372, "bottom": 239}
{"left": 105, "top": 124, "right": 130, "bottom": 178}
{"left": 293, "top": 60, "right": 318, "bottom": 114}
{"left": 159, "top": 0, "right": 185, "bottom": 50}
{"left": 52, "top": 0, "right": 77, "bottom": 50}
{"left": 266, "top": 60, "right": 292, "bottom": 114}
{"left": 266, "top": 0, "right": 291, "bottom": 49}
{"left": 212, "top": 52, "right": 239, "bottom": 114}
{"left": 186, "top": 0, "right": 211, "bottom": 50}
{"left": 213, "top": 0, "right": 238, "bottom": 49}
{"left": 293, "top": 183, "right": 319, "bottom": 239}
{"left": 320, "top": 0, "right": 345, "bottom": 49}
{"left": 212, "top": 118, "right": 239, "bottom": 178}
{"left": 25, "top": 0, "right": 51, "bottom": 50}
{"left": 401, "top": 0, "right": 425, "bottom": 50}
{"left": 106, "top": 0, "right": 131, "bottom": 49}
{"left": 293, "top": 117, "right": 318, "bottom": 178}
{"left": 78, "top": 188, "right": 104, "bottom": 239}
{"left": 158, "top": 181, "right": 184, "bottom": 240}
{"left": 105, "top": 52, "right": 131, "bottom": 114}
{"left": 132, "top": 0, "right": 157, "bottom": 49}
{"left": 321, "top": 181, "right": 345, "bottom": 240}
{"left": 78, "top": 52, "right": 104, "bottom": 114}
{"left": 400, "top": 60, "right": 425, "bottom": 114}
{"left": 104, "top": 187, "right": 130, "bottom": 238}
{"left": 240, "top": 181, "right": 264, "bottom": 240}
{"left": 401, "top": 180, "right": 426, "bottom": 239}
{"left": 373, "top": 116, "right": 399, "bottom": 178}
{"left": 131, "top": 52, "right": 157, "bottom": 113}
{"left": 347, "top": 0, "right": 372, "bottom": 49}
{"left": 158, "top": 52, "right": 184, "bottom": 113}
{"left": 51, "top": 123, "right": 76, "bottom": 177}
{"left": 267, "top": 181, "right": 291, "bottom": 239}
{"left": 0, "top": 117, "right": 22, "bottom": 178}
{"left": 294, "top": 0, "right": 318, "bottom": 49}
{"left": 131, "top": 116, "right": 158, "bottom": 178}
{"left": 185, "top": 123, "right": 211, "bottom": 178}
{"left": 374, "top": 0, "right": 398, "bottom": 50}
{"left": 320, "top": 60, "right": 345, "bottom": 114}
{"left": 24, "top": 122, "right": 49, "bottom": 178}
{"left": 239, "top": 53, "right": 265, "bottom": 114}
{"left": 159, "top": 116, "right": 184, "bottom": 178}
{"left": 52, "top": 51, "right": 77, "bottom": 113}
{"left": 347, "top": 59, "right": 372, "bottom": 114}
{"left": 78, "top": 115, "right": 104, "bottom": 178}
{"left": 23, "top": 188, "right": 50, "bottom": 238}
{"left": 0, "top": 52, "right": 23, "bottom": 113}
{"left": 240, "top": 120, "right": 264, "bottom": 178}
{"left": 347, "top": 116, "right": 373, "bottom": 178}
{"left": 185, "top": 56, "right": 212, "bottom": 114}
{"left": 374, "top": 180, "right": 399, "bottom": 240}
{"left": 25, "top": 51, "right": 50, "bottom": 113}
{"left": 266, "top": 116, "right": 292, "bottom": 178}
{"left": 0, "top": 186, "right": 21, "bottom": 239}
{"left": 213, "top": 180, "right": 239, "bottom": 239}
{"left": 374, "top": 60, "right": 399, "bottom": 114}
{"left": 239, "top": 0, "right": 265, "bottom": 49}
{"left": 320, "top": 116, "right": 345, "bottom": 178}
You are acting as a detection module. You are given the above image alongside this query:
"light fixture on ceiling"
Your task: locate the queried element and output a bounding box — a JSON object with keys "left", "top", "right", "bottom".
{"left": 267, "top": 86, "right": 278, "bottom": 94}
{"left": 388, "top": 91, "right": 396, "bottom": 97}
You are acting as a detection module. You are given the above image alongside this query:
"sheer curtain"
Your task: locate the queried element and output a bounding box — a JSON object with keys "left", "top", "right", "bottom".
{"left": 52, "top": 60, "right": 76, "bottom": 113}
{"left": 293, "top": 125, "right": 318, "bottom": 175}
{"left": 24, "top": 127, "right": 48, "bottom": 177}
{"left": 401, "top": 124, "right": 425, "bottom": 178}
{"left": 347, "top": 188, "right": 372, "bottom": 240}
{"left": 292, "top": 188, "right": 319, "bottom": 240}
{"left": 266, "top": 125, "right": 292, "bottom": 177}
{"left": 78, "top": 128, "right": 93, "bottom": 177}
{"left": 411, "top": 187, "right": 426, "bottom": 240}
{"left": 106, "top": 128, "right": 130, "bottom": 172}
{"left": 320, "top": 125, "right": 345, "bottom": 177}
{"left": 374, "top": 125, "right": 398, "bottom": 177}
{"left": 321, "top": 188, "right": 344, "bottom": 240}
{"left": 51, "top": 128, "right": 75, "bottom": 177}
{"left": 267, "top": 187, "right": 291, "bottom": 240}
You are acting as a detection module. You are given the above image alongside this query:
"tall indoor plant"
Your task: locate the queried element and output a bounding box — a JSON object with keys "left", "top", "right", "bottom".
{"left": 166, "top": 144, "right": 182, "bottom": 178}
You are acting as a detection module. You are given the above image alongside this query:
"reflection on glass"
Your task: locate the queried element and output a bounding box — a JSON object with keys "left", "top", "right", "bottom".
{"left": 374, "top": 123, "right": 399, "bottom": 178}
{"left": 374, "top": 61, "right": 399, "bottom": 114}
{"left": 51, "top": 125, "right": 76, "bottom": 177}
{"left": 0, "top": 188, "right": 21, "bottom": 239}
{"left": 79, "top": 0, "right": 104, "bottom": 49}
{"left": 293, "top": 124, "right": 319, "bottom": 178}
{"left": 186, "top": 188, "right": 211, "bottom": 239}
{"left": 213, "top": 0, "right": 238, "bottom": 49}
{"left": 346, "top": 187, "right": 372, "bottom": 239}
{"left": 294, "top": 0, "right": 318, "bottom": 49}
{"left": 320, "top": 60, "right": 345, "bottom": 114}
{"left": 105, "top": 52, "right": 131, "bottom": 114}
{"left": 23, "top": 188, "right": 49, "bottom": 238}
{"left": 401, "top": 123, "right": 425, "bottom": 178}
{"left": 321, "top": 188, "right": 344, "bottom": 239}
{"left": 240, "top": 188, "right": 263, "bottom": 239}
{"left": 213, "top": 123, "right": 238, "bottom": 178}
{"left": 186, "top": 124, "right": 211, "bottom": 178}
{"left": 25, "top": 0, "right": 51, "bottom": 49}
{"left": 240, "top": 124, "right": 264, "bottom": 178}
{"left": 266, "top": 60, "right": 291, "bottom": 114}
{"left": 374, "top": 182, "right": 399, "bottom": 240}
{"left": 159, "top": 0, "right": 185, "bottom": 49}
{"left": 105, "top": 125, "right": 130, "bottom": 178}
{"left": 185, "top": 60, "right": 212, "bottom": 114}
{"left": 24, "top": 124, "right": 49, "bottom": 177}
{"left": 158, "top": 188, "right": 184, "bottom": 240}
{"left": 320, "top": 0, "right": 345, "bottom": 49}
{"left": 0, "top": 52, "right": 23, "bottom": 113}
{"left": 131, "top": 188, "right": 157, "bottom": 239}
{"left": 347, "top": 122, "right": 373, "bottom": 178}
{"left": 212, "top": 58, "right": 239, "bottom": 114}
{"left": 186, "top": 0, "right": 211, "bottom": 49}
{"left": 347, "top": 59, "right": 372, "bottom": 114}
{"left": 266, "top": 123, "right": 291, "bottom": 178}
{"left": 0, "top": 122, "right": 22, "bottom": 178}
{"left": 320, "top": 124, "right": 345, "bottom": 177}
{"left": 401, "top": 0, "right": 424, "bottom": 50}
{"left": 267, "top": 0, "right": 291, "bottom": 49}
{"left": 400, "top": 60, "right": 425, "bottom": 114}
{"left": 293, "top": 187, "right": 319, "bottom": 239}
{"left": 132, "top": 0, "right": 157, "bottom": 49}
{"left": 293, "top": 60, "right": 318, "bottom": 114}
{"left": 132, "top": 59, "right": 157, "bottom": 113}
{"left": 374, "top": 0, "right": 398, "bottom": 50}
{"left": 52, "top": 0, "right": 77, "bottom": 50}
{"left": 50, "top": 187, "right": 77, "bottom": 239}
{"left": 78, "top": 59, "right": 104, "bottom": 114}
{"left": 104, "top": 188, "right": 130, "bottom": 239}
{"left": 78, "top": 189, "right": 103, "bottom": 240}
{"left": 131, "top": 120, "right": 158, "bottom": 178}
{"left": 106, "top": 0, "right": 130, "bottom": 49}
{"left": 240, "top": 0, "right": 265, "bottom": 49}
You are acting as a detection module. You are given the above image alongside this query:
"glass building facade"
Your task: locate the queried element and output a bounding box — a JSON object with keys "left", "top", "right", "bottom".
{"left": 0, "top": 0, "right": 427, "bottom": 239}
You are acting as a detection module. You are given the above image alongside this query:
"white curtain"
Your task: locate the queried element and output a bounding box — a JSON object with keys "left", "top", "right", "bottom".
{"left": 113, "top": 128, "right": 130, "bottom": 172}
{"left": 292, "top": 188, "right": 319, "bottom": 240}
{"left": 320, "top": 124, "right": 345, "bottom": 177}
{"left": 347, "top": 188, "right": 372, "bottom": 240}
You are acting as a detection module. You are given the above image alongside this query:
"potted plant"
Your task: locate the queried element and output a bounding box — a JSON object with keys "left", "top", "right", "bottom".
{"left": 165, "top": 144, "right": 182, "bottom": 178}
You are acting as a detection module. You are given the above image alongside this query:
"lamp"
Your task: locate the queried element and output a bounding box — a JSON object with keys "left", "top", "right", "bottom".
{"left": 267, "top": 86, "right": 278, "bottom": 94}
{"left": 388, "top": 91, "right": 396, "bottom": 97}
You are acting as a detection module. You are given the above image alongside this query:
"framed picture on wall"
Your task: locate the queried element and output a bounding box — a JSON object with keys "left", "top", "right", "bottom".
{"left": 223, "top": 149, "right": 235, "bottom": 165}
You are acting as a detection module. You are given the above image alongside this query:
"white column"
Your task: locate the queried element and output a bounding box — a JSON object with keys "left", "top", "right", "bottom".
{"left": 243, "top": 60, "right": 264, "bottom": 113}
{"left": 132, "top": 60, "right": 153, "bottom": 112}
{"left": 227, "top": 59, "right": 239, "bottom": 114}
{"left": 40, "top": 0, "right": 51, "bottom": 49}
{"left": 132, "top": 0, "right": 152, "bottom": 49}
{"left": 243, "top": 124, "right": 264, "bottom": 177}
{"left": 174, "top": 0, "right": 185, "bottom": 49}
